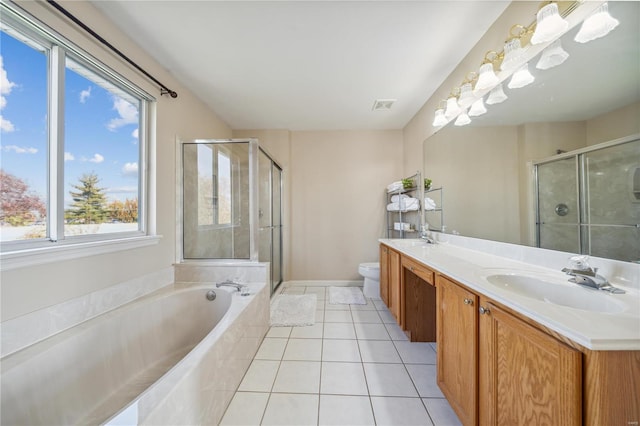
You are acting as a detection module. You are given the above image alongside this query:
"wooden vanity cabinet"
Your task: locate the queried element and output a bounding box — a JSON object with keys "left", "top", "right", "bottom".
{"left": 436, "top": 275, "right": 478, "bottom": 426}
{"left": 437, "top": 275, "right": 582, "bottom": 426}
{"left": 478, "top": 298, "right": 582, "bottom": 426}
{"left": 402, "top": 256, "right": 436, "bottom": 342}
{"left": 379, "top": 244, "right": 402, "bottom": 324}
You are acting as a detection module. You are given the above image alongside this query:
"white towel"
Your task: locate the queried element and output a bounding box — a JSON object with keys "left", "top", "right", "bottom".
{"left": 424, "top": 197, "right": 437, "bottom": 210}
{"left": 387, "top": 181, "right": 403, "bottom": 192}
{"left": 391, "top": 194, "right": 410, "bottom": 203}
{"left": 399, "top": 197, "right": 419, "bottom": 210}
{"left": 387, "top": 200, "right": 419, "bottom": 212}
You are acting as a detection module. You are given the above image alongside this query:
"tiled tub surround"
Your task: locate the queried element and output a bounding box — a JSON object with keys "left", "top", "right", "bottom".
{"left": 1, "top": 279, "right": 269, "bottom": 425}
{"left": 381, "top": 236, "right": 640, "bottom": 350}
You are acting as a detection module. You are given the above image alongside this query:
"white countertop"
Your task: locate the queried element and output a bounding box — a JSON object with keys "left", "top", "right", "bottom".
{"left": 380, "top": 238, "right": 640, "bottom": 351}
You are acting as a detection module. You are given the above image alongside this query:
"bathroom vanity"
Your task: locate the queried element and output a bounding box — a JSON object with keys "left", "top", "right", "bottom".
{"left": 379, "top": 238, "right": 640, "bottom": 426}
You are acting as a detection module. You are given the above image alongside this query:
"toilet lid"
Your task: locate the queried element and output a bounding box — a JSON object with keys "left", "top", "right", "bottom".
{"left": 360, "top": 262, "right": 380, "bottom": 270}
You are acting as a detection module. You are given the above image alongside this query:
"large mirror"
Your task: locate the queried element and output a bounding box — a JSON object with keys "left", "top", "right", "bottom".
{"left": 423, "top": 1, "right": 640, "bottom": 262}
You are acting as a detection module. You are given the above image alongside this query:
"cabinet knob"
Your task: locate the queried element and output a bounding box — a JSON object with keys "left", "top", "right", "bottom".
{"left": 479, "top": 306, "right": 490, "bottom": 315}
{"left": 463, "top": 298, "right": 473, "bottom": 305}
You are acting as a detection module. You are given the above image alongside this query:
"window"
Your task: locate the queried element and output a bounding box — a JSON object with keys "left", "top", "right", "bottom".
{"left": 196, "top": 144, "right": 232, "bottom": 227}
{"left": 0, "top": 3, "right": 153, "bottom": 258}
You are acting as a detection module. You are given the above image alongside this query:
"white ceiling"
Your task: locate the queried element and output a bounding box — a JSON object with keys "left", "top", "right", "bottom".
{"left": 90, "top": 1, "right": 510, "bottom": 131}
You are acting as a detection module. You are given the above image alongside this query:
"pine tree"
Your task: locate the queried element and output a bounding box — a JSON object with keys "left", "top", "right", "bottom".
{"left": 65, "top": 173, "right": 109, "bottom": 224}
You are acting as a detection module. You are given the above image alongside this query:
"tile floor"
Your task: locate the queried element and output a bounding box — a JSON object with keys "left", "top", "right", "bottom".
{"left": 220, "top": 284, "right": 462, "bottom": 426}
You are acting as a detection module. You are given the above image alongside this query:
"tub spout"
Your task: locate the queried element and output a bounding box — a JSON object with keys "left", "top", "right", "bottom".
{"left": 216, "top": 280, "right": 250, "bottom": 296}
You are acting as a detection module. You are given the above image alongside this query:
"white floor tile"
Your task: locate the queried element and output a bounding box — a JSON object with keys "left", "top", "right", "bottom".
{"left": 351, "top": 310, "right": 383, "bottom": 323}
{"left": 358, "top": 340, "right": 402, "bottom": 363}
{"left": 305, "top": 287, "right": 327, "bottom": 299}
{"left": 324, "top": 310, "right": 353, "bottom": 323}
{"left": 378, "top": 310, "right": 397, "bottom": 324}
{"left": 384, "top": 323, "right": 409, "bottom": 341}
{"left": 255, "top": 338, "right": 288, "bottom": 360}
{"left": 405, "top": 364, "right": 445, "bottom": 398}
{"left": 262, "top": 393, "right": 319, "bottom": 426}
{"left": 371, "top": 397, "right": 434, "bottom": 426}
{"left": 373, "top": 299, "right": 390, "bottom": 310}
{"left": 423, "top": 398, "right": 462, "bottom": 426}
{"left": 315, "top": 309, "right": 325, "bottom": 323}
{"left": 322, "top": 339, "right": 361, "bottom": 362}
{"left": 323, "top": 322, "right": 357, "bottom": 339}
{"left": 319, "top": 395, "right": 375, "bottom": 426}
{"left": 320, "top": 361, "right": 369, "bottom": 395}
{"left": 394, "top": 341, "right": 437, "bottom": 364}
{"left": 430, "top": 342, "right": 437, "bottom": 353}
{"left": 325, "top": 302, "right": 351, "bottom": 311}
{"left": 266, "top": 326, "right": 292, "bottom": 338}
{"left": 283, "top": 287, "right": 306, "bottom": 294}
{"left": 220, "top": 391, "right": 269, "bottom": 425}
{"left": 283, "top": 338, "right": 322, "bottom": 361}
{"left": 354, "top": 323, "right": 391, "bottom": 340}
{"left": 363, "top": 363, "right": 418, "bottom": 397}
{"left": 350, "top": 301, "right": 377, "bottom": 311}
{"left": 238, "top": 360, "right": 280, "bottom": 392}
{"left": 290, "top": 322, "right": 324, "bottom": 339}
{"left": 272, "top": 360, "right": 321, "bottom": 394}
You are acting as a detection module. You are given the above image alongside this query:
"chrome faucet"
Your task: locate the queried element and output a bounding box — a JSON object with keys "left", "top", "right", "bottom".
{"left": 419, "top": 225, "right": 437, "bottom": 244}
{"left": 216, "top": 280, "right": 250, "bottom": 295}
{"left": 561, "top": 256, "right": 625, "bottom": 294}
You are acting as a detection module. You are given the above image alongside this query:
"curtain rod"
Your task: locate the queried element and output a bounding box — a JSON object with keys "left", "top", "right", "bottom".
{"left": 46, "top": 0, "right": 178, "bottom": 98}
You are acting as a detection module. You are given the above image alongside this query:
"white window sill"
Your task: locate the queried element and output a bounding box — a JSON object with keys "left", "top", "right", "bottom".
{"left": 0, "top": 235, "right": 162, "bottom": 271}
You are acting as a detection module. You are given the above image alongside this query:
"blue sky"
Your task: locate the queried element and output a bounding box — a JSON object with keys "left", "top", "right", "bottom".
{"left": 1, "top": 30, "right": 139, "bottom": 207}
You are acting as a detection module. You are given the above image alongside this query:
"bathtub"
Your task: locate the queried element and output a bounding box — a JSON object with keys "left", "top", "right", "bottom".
{"left": 0, "top": 281, "right": 269, "bottom": 425}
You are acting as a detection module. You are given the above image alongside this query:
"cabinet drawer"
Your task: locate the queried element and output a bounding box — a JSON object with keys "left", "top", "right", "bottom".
{"left": 401, "top": 256, "right": 435, "bottom": 285}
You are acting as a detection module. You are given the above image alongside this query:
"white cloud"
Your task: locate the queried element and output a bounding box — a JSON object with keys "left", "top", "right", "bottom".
{"left": 122, "top": 162, "right": 138, "bottom": 177}
{"left": 1, "top": 56, "right": 16, "bottom": 132}
{"left": 64, "top": 152, "right": 75, "bottom": 161}
{"left": 0, "top": 115, "right": 15, "bottom": 132}
{"left": 107, "top": 98, "right": 138, "bottom": 131}
{"left": 0, "top": 56, "right": 16, "bottom": 96}
{"left": 131, "top": 128, "right": 139, "bottom": 139}
{"left": 80, "top": 86, "right": 92, "bottom": 103}
{"left": 3, "top": 144, "right": 37, "bottom": 154}
{"left": 88, "top": 153, "right": 104, "bottom": 163}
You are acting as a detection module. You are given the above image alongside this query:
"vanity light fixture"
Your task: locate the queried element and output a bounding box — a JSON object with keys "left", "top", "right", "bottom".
{"left": 474, "top": 61, "right": 500, "bottom": 93}
{"left": 432, "top": 107, "right": 447, "bottom": 127}
{"left": 458, "top": 82, "right": 475, "bottom": 108}
{"left": 574, "top": 2, "right": 619, "bottom": 43}
{"left": 531, "top": 2, "right": 569, "bottom": 45}
{"left": 444, "top": 91, "right": 461, "bottom": 119}
{"left": 500, "top": 28, "right": 527, "bottom": 71}
{"left": 454, "top": 109, "right": 471, "bottom": 126}
{"left": 536, "top": 38, "right": 570, "bottom": 70}
{"left": 468, "top": 97, "right": 487, "bottom": 117}
{"left": 508, "top": 63, "right": 535, "bottom": 89}
{"left": 486, "top": 83, "right": 508, "bottom": 105}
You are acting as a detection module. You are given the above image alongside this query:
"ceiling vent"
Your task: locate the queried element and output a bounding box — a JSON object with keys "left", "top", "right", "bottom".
{"left": 372, "top": 99, "right": 396, "bottom": 111}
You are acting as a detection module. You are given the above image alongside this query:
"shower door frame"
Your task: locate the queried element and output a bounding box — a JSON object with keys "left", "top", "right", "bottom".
{"left": 533, "top": 133, "right": 640, "bottom": 257}
{"left": 176, "top": 138, "right": 259, "bottom": 263}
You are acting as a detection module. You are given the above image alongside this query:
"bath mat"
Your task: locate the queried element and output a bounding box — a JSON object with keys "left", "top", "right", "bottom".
{"left": 329, "top": 286, "right": 366, "bottom": 305}
{"left": 270, "top": 294, "right": 317, "bottom": 327}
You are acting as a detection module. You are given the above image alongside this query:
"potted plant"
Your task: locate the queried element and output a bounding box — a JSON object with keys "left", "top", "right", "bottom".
{"left": 424, "top": 178, "right": 432, "bottom": 190}
{"left": 402, "top": 178, "right": 415, "bottom": 189}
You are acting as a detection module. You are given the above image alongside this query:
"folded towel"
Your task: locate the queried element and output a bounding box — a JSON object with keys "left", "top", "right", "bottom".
{"left": 424, "top": 197, "right": 437, "bottom": 210}
{"left": 387, "top": 201, "right": 420, "bottom": 212}
{"left": 399, "top": 198, "right": 419, "bottom": 210}
{"left": 391, "top": 194, "right": 410, "bottom": 203}
{"left": 387, "top": 181, "right": 404, "bottom": 192}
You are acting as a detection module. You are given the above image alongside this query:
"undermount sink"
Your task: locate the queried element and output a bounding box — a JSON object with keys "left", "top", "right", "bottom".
{"left": 483, "top": 272, "right": 626, "bottom": 314}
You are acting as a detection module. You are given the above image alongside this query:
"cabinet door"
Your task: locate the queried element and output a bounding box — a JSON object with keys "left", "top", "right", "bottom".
{"left": 478, "top": 299, "right": 582, "bottom": 426}
{"left": 404, "top": 266, "right": 436, "bottom": 342}
{"left": 389, "top": 249, "right": 402, "bottom": 325}
{"left": 436, "top": 276, "right": 478, "bottom": 426}
{"left": 379, "top": 245, "right": 390, "bottom": 306}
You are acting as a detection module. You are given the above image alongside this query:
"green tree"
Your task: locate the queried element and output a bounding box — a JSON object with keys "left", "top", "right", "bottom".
{"left": 65, "top": 173, "right": 109, "bottom": 224}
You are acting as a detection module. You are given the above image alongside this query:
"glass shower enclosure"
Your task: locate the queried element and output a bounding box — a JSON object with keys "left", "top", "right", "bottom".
{"left": 178, "top": 139, "right": 283, "bottom": 293}
{"left": 535, "top": 136, "right": 640, "bottom": 262}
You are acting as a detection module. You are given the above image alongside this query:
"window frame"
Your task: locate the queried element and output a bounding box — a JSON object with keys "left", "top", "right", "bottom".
{"left": 0, "top": 2, "right": 158, "bottom": 270}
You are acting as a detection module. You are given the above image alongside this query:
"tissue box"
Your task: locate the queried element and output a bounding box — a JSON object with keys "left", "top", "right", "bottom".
{"left": 394, "top": 222, "right": 411, "bottom": 231}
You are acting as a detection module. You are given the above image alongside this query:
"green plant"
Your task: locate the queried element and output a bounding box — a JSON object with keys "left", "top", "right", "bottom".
{"left": 424, "top": 178, "right": 432, "bottom": 189}
{"left": 402, "top": 178, "right": 414, "bottom": 189}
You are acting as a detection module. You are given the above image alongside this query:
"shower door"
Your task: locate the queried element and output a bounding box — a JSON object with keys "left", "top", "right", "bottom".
{"left": 258, "top": 148, "right": 283, "bottom": 293}
{"left": 181, "top": 141, "right": 252, "bottom": 260}
{"left": 535, "top": 137, "right": 640, "bottom": 262}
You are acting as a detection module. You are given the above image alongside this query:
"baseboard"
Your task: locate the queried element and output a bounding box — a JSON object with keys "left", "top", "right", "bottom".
{"left": 283, "top": 280, "right": 364, "bottom": 288}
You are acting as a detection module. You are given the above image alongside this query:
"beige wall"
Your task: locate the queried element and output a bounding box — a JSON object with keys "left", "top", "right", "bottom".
{"left": 1, "top": 1, "right": 232, "bottom": 321}
{"left": 586, "top": 102, "right": 640, "bottom": 146}
{"left": 289, "top": 130, "right": 403, "bottom": 280}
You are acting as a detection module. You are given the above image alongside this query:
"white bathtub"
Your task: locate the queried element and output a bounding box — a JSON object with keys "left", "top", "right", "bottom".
{"left": 0, "top": 281, "right": 269, "bottom": 425}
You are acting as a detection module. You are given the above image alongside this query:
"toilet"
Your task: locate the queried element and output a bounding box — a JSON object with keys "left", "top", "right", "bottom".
{"left": 358, "top": 262, "right": 381, "bottom": 299}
